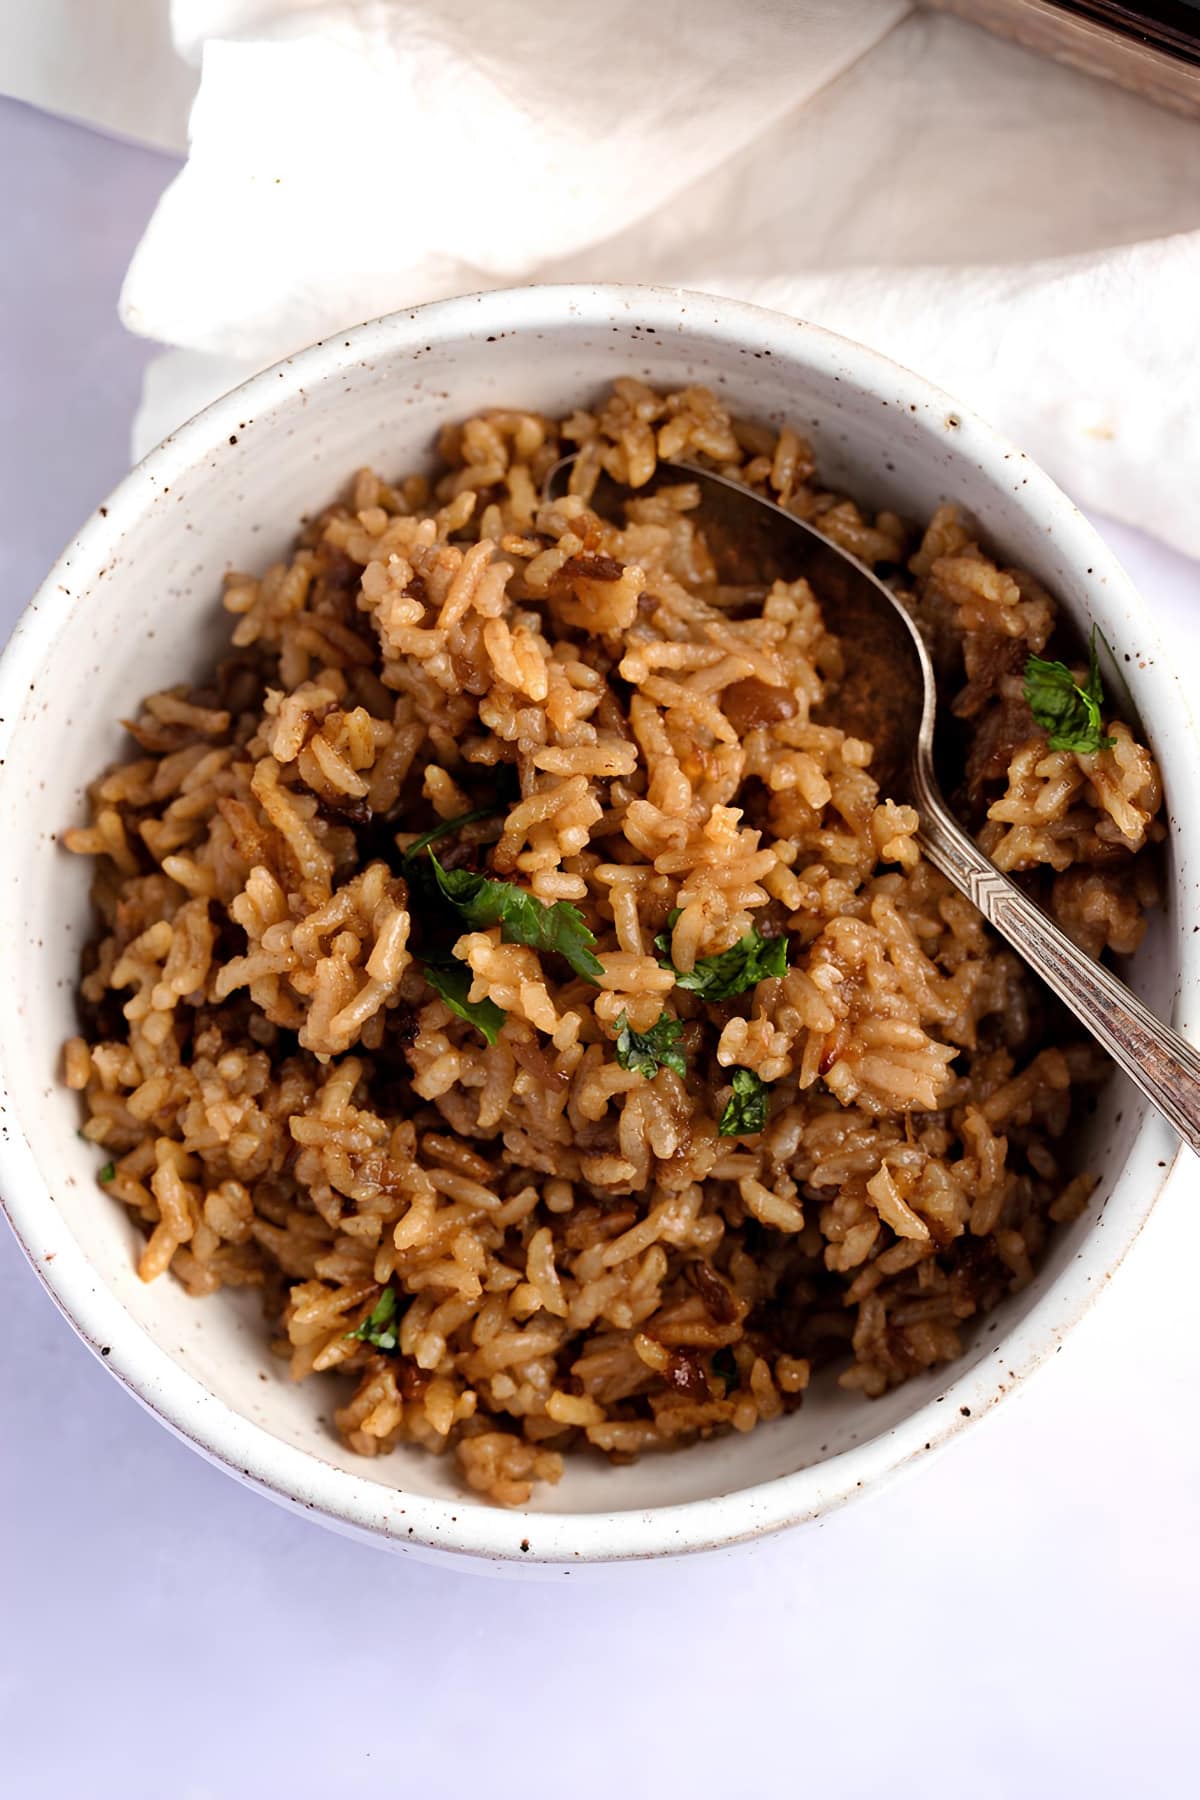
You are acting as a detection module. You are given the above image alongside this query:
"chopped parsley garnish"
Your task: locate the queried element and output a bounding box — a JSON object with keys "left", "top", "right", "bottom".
{"left": 711, "top": 1346, "right": 739, "bottom": 1392}
{"left": 614, "top": 1009, "right": 687, "bottom": 1081}
{"left": 1023, "top": 626, "right": 1116, "bottom": 755}
{"left": 400, "top": 780, "right": 600, "bottom": 1022}
{"left": 347, "top": 1285, "right": 405, "bottom": 1352}
{"left": 718, "top": 1067, "right": 770, "bottom": 1137}
{"left": 98, "top": 1161, "right": 116, "bottom": 1184}
{"left": 656, "top": 912, "right": 788, "bottom": 1000}
{"left": 422, "top": 960, "right": 506, "bottom": 1045}
{"left": 427, "top": 852, "right": 603, "bottom": 983}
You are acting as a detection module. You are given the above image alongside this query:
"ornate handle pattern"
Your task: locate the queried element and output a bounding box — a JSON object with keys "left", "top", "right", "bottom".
{"left": 912, "top": 761, "right": 1200, "bottom": 1157}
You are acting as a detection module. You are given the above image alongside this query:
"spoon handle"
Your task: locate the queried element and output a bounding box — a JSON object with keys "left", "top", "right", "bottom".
{"left": 914, "top": 780, "right": 1200, "bottom": 1157}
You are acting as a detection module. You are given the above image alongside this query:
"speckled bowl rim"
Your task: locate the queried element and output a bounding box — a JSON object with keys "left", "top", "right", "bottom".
{"left": 0, "top": 284, "right": 1194, "bottom": 1565}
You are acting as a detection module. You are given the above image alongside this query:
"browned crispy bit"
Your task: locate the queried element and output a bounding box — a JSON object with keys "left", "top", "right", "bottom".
{"left": 560, "top": 552, "right": 625, "bottom": 584}
{"left": 663, "top": 1348, "right": 711, "bottom": 1401}
{"left": 688, "top": 1258, "right": 739, "bottom": 1324}
{"left": 396, "top": 1356, "right": 431, "bottom": 1403}
{"left": 721, "top": 676, "right": 798, "bottom": 735}
{"left": 314, "top": 792, "right": 373, "bottom": 826}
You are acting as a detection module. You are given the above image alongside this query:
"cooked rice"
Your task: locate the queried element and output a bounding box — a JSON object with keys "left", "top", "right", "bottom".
{"left": 62, "top": 378, "right": 1163, "bottom": 1504}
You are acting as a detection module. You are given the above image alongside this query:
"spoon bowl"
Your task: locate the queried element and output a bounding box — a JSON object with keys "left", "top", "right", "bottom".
{"left": 548, "top": 460, "right": 931, "bottom": 790}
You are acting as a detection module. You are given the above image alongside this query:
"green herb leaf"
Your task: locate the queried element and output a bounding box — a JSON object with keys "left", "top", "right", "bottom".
{"left": 347, "top": 1285, "right": 405, "bottom": 1353}
{"left": 614, "top": 1009, "right": 687, "bottom": 1081}
{"left": 1023, "top": 626, "right": 1116, "bottom": 755}
{"left": 428, "top": 852, "right": 604, "bottom": 983}
{"left": 718, "top": 1067, "right": 770, "bottom": 1137}
{"left": 422, "top": 959, "right": 506, "bottom": 1045}
{"left": 401, "top": 804, "right": 506, "bottom": 863}
{"left": 98, "top": 1161, "right": 116, "bottom": 1184}
{"left": 711, "top": 1346, "right": 739, "bottom": 1392}
{"left": 658, "top": 920, "right": 788, "bottom": 1000}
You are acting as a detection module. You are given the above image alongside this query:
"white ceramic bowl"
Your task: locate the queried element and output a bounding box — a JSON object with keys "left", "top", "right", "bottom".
{"left": 1, "top": 285, "right": 1195, "bottom": 1568}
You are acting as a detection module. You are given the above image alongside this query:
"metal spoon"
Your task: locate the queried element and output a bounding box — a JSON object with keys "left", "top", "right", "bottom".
{"left": 546, "top": 456, "right": 1200, "bottom": 1155}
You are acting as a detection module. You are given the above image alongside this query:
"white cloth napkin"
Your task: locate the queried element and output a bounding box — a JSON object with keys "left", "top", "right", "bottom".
{"left": 10, "top": 1, "right": 1200, "bottom": 554}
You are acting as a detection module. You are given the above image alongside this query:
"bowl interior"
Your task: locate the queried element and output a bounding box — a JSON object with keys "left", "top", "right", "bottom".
{"left": 0, "top": 288, "right": 1187, "bottom": 1536}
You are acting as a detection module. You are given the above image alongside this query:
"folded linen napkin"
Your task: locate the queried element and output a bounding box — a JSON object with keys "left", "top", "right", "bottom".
{"left": 9, "top": 1, "right": 1200, "bottom": 552}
